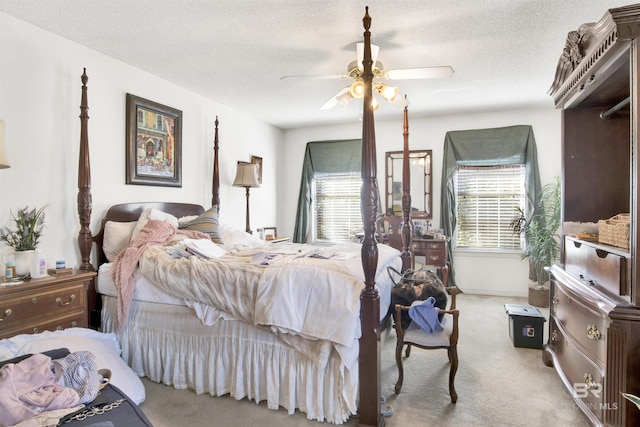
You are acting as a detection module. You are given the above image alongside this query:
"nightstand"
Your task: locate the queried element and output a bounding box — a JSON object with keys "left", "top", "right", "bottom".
{"left": 412, "top": 238, "right": 449, "bottom": 286}
{"left": 0, "top": 271, "right": 96, "bottom": 339}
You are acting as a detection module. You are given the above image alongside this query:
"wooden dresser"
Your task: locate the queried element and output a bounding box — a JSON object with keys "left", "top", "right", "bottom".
{"left": 545, "top": 5, "right": 640, "bottom": 426}
{"left": 0, "top": 271, "right": 96, "bottom": 339}
{"left": 412, "top": 238, "right": 449, "bottom": 286}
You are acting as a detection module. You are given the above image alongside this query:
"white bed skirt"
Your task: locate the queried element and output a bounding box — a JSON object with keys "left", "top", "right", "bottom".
{"left": 101, "top": 296, "right": 358, "bottom": 424}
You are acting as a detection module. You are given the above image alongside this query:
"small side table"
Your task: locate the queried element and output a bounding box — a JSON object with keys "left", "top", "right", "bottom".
{"left": 0, "top": 271, "right": 96, "bottom": 339}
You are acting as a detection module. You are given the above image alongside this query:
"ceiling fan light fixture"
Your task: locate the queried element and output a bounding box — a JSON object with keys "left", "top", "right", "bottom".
{"left": 375, "top": 82, "right": 398, "bottom": 102}
{"left": 350, "top": 80, "right": 365, "bottom": 98}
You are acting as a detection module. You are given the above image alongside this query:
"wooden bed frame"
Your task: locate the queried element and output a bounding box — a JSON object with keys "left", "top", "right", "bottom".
{"left": 76, "top": 8, "right": 399, "bottom": 426}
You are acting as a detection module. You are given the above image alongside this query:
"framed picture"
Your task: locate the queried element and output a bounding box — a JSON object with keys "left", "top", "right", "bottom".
{"left": 251, "top": 155, "right": 263, "bottom": 185}
{"left": 263, "top": 226, "right": 277, "bottom": 241}
{"left": 126, "top": 94, "right": 182, "bottom": 187}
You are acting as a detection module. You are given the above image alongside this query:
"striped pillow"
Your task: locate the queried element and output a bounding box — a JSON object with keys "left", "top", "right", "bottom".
{"left": 179, "top": 206, "right": 223, "bottom": 244}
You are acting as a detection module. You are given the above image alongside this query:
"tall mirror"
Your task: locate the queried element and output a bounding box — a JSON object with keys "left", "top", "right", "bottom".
{"left": 385, "top": 150, "right": 432, "bottom": 218}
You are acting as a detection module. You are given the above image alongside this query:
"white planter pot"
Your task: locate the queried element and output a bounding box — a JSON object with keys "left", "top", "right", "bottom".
{"left": 13, "top": 250, "right": 34, "bottom": 276}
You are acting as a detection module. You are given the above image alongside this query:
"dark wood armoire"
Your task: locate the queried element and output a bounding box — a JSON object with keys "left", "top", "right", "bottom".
{"left": 546, "top": 4, "right": 640, "bottom": 426}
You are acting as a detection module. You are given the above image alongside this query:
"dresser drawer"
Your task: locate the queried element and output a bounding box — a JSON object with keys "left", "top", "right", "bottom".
{"left": 564, "top": 238, "right": 587, "bottom": 278}
{"left": 413, "top": 240, "right": 446, "bottom": 263}
{"left": 0, "top": 283, "right": 86, "bottom": 332}
{"left": 0, "top": 311, "right": 86, "bottom": 339}
{"left": 553, "top": 279, "right": 607, "bottom": 366}
{"left": 585, "top": 247, "right": 628, "bottom": 297}
{"left": 548, "top": 317, "right": 605, "bottom": 423}
{"left": 563, "top": 236, "right": 629, "bottom": 298}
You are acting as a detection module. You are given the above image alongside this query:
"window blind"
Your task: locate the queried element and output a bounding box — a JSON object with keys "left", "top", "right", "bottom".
{"left": 455, "top": 165, "right": 525, "bottom": 249}
{"left": 313, "top": 172, "right": 363, "bottom": 242}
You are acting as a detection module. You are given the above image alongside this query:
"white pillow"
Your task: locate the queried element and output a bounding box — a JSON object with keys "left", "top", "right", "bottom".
{"left": 103, "top": 221, "right": 137, "bottom": 262}
{"left": 130, "top": 208, "right": 179, "bottom": 241}
{"left": 0, "top": 328, "right": 146, "bottom": 404}
{"left": 219, "top": 222, "right": 263, "bottom": 246}
{"left": 178, "top": 215, "right": 199, "bottom": 226}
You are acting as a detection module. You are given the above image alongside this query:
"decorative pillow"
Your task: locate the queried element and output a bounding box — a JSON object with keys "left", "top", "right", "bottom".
{"left": 103, "top": 221, "right": 137, "bottom": 262}
{"left": 179, "top": 206, "right": 223, "bottom": 244}
{"left": 0, "top": 328, "right": 145, "bottom": 404}
{"left": 130, "top": 208, "right": 179, "bottom": 242}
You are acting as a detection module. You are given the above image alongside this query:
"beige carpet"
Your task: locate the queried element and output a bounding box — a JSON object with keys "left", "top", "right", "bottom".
{"left": 138, "top": 294, "right": 590, "bottom": 426}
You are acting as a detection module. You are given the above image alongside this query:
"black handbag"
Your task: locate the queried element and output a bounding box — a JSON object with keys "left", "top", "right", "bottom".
{"left": 387, "top": 266, "right": 448, "bottom": 329}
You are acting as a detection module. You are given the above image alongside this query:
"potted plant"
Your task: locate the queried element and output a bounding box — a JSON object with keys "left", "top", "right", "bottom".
{"left": 0, "top": 205, "right": 47, "bottom": 276}
{"left": 510, "top": 177, "right": 561, "bottom": 307}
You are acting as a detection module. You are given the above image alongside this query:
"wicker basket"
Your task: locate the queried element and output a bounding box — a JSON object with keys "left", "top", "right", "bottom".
{"left": 598, "top": 213, "right": 630, "bottom": 249}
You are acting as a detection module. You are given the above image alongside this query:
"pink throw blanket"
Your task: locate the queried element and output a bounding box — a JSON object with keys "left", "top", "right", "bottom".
{"left": 111, "top": 219, "right": 209, "bottom": 331}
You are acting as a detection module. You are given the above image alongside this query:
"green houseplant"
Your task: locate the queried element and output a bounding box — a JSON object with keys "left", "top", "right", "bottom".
{"left": 510, "top": 177, "right": 561, "bottom": 307}
{"left": 0, "top": 206, "right": 47, "bottom": 276}
{"left": 0, "top": 206, "right": 47, "bottom": 251}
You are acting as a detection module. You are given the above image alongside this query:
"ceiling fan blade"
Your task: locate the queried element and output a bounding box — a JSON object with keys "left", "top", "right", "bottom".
{"left": 384, "top": 66, "right": 454, "bottom": 80}
{"left": 280, "top": 74, "right": 347, "bottom": 80}
{"left": 320, "top": 87, "right": 351, "bottom": 110}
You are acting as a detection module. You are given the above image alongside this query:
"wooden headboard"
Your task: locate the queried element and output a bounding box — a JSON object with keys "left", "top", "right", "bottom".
{"left": 92, "top": 202, "right": 205, "bottom": 267}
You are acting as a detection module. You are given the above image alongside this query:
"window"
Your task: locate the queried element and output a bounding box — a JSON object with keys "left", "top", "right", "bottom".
{"left": 455, "top": 165, "right": 525, "bottom": 250}
{"left": 312, "top": 172, "right": 363, "bottom": 242}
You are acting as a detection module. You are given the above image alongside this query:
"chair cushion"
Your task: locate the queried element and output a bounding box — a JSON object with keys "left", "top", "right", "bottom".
{"left": 403, "top": 316, "right": 452, "bottom": 347}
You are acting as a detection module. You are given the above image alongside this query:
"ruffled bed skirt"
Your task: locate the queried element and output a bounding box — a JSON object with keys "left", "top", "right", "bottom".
{"left": 101, "top": 296, "right": 358, "bottom": 424}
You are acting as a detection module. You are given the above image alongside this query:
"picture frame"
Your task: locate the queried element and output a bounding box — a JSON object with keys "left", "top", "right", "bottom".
{"left": 263, "top": 226, "right": 277, "bottom": 241}
{"left": 126, "top": 93, "right": 182, "bottom": 187}
{"left": 251, "top": 155, "right": 263, "bottom": 185}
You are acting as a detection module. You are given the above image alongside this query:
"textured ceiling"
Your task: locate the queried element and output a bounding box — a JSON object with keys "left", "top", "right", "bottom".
{"left": 0, "top": 0, "right": 633, "bottom": 129}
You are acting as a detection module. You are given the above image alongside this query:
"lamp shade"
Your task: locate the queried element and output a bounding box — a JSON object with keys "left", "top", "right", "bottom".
{"left": 0, "top": 120, "right": 10, "bottom": 169}
{"left": 350, "top": 80, "right": 365, "bottom": 98}
{"left": 233, "top": 163, "right": 259, "bottom": 187}
{"left": 375, "top": 82, "right": 398, "bottom": 103}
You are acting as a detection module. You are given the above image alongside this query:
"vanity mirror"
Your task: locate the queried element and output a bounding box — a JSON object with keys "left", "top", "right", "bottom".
{"left": 385, "top": 150, "right": 432, "bottom": 218}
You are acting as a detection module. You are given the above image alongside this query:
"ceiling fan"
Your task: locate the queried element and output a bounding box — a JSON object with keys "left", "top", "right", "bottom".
{"left": 281, "top": 43, "right": 454, "bottom": 110}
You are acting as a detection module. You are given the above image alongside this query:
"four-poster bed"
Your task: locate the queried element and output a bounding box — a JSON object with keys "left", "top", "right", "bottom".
{"left": 76, "top": 7, "right": 403, "bottom": 426}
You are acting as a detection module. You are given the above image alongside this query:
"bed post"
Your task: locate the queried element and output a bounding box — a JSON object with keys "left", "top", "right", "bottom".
{"left": 358, "top": 7, "right": 383, "bottom": 427}
{"left": 212, "top": 116, "right": 220, "bottom": 208}
{"left": 77, "top": 68, "right": 93, "bottom": 272}
{"left": 400, "top": 100, "right": 413, "bottom": 271}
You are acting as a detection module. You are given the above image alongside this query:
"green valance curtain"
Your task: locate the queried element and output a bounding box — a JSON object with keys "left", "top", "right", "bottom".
{"left": 440, "top": 125, "right": 542, "bottom": 287}
{"left": 293, "top": 139, "right": 362, "bottom": 243}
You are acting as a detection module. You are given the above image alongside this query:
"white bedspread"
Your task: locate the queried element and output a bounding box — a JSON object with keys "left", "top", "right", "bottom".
{"left": 136, "top": 242, "right": 399, "bottom": 366}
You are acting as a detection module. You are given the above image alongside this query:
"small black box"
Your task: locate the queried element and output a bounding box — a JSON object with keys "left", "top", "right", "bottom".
{"left": 504, "top": 304, "right": 546, "bottom": 349}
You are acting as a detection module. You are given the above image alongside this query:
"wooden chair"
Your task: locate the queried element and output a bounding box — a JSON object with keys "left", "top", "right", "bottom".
{"left": 393, "top": 287, "right": 459, "bottom": 403}
{"left": 377, "top": 215, "right": 414, "bottom": 271}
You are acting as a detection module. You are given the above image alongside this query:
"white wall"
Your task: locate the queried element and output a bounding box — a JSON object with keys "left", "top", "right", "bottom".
{"left": 281, "top": 108, "right": 562, "bottom": 296}
{"left": 0, "top": 13, "right": 281, "bottom": 269}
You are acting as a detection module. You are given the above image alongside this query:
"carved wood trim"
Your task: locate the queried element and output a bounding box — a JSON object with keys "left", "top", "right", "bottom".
{"left": 605, "top": 324, "right": 626, "bottom": 425}
{"left": 400, "top": 102, "right": 413, "bottom": 272}
{"left": 212, "top": 116, "right": 220, "bottom": 208}
{"left": 77, "top": 68, "right": 93, "bottom": 272}
{"left": 549, "top": 5, "right": 640, "bottom": 107}
{"left": 358, "top": 6, "right": 383, "bottom": 427}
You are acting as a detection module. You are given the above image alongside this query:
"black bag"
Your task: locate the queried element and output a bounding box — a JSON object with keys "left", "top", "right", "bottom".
{"left": 388, "top": 266, "right": 448, "bottom": 330}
